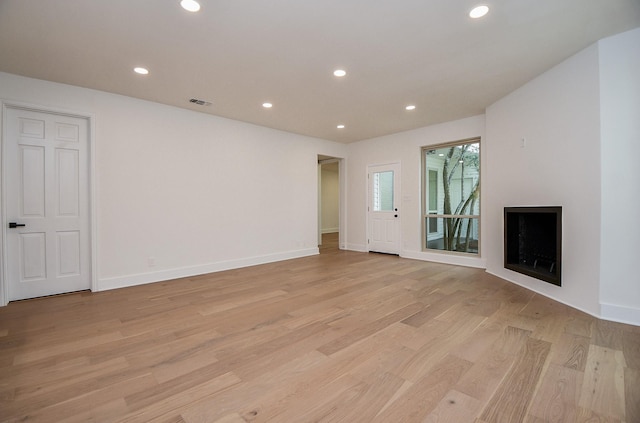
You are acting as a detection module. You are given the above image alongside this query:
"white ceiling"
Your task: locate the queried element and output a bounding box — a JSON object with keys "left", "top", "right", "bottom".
{"left": 1, "top": 1, "right": 639, "bottom": 143}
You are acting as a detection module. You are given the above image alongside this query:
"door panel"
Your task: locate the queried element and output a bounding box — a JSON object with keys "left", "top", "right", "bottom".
{"left": 5, "top": 107, "right": 90, "bottom": 301}
{"left": 56, "top": 148, "right": 80, "bottom": 216}
{"left": 21, "top": 145, "right": 46, "bottom": 217}
{"left": 368, "top": 163, "right": 400, "bottom": 254}
{"left": 20, "top": 233, "right": 47, "bottom": 280}
{"left": 57, "top": 231, "right": 81, "bottom": 277}
{"left": 372, "top": 219, "right": 396, "bottom": 244}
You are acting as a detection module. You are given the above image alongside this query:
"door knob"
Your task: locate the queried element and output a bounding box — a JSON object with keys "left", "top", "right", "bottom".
{"left": 8, "top": 222, "right": 25, "bottom": 228}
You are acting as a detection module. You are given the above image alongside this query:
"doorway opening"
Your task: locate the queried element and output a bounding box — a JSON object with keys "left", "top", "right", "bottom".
{"left": 318, "top": 155, "right": 343, "bottom": 253}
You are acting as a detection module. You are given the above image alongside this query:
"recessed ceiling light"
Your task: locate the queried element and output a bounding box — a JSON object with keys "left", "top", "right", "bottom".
{"left": 469, "top": 5, "right": 489, "bottom": 18}
{"left": 262, "top": 102, "right": 273, "bottom": 108}
{"left": 134, "top": 67, "right": 149, "bottom": 75}
{"left": 405, "top": 105, "right": 416, "bottom": 111}
{"left": 333, "top": 69, "right": 346, "bottom": 77}
{"left": 337, "top": 124, "right": 345, "bottom": 129}
{"left": 180, "top": 0, "right": 200, "bottom": 12}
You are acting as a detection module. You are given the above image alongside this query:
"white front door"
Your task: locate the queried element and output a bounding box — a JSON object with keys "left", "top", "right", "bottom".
{"left": 368, "top": 163, "right": 400, "bottom": 254}
{"left": 4, "top": 107, "right": 91, "bottom": 301}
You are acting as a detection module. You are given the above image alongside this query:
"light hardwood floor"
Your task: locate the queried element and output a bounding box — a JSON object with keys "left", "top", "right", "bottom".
{"left": 1, "top": 233, "right": 639, "bottom": 422}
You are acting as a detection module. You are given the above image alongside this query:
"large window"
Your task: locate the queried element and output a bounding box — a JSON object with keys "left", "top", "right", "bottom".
{"left": 422, "top": 139, "right": 480, "bottom": 254}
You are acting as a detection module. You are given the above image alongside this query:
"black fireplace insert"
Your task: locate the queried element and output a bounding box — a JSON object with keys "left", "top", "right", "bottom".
{"left": 504, "top": 206, "right": 562, "bottom": 286}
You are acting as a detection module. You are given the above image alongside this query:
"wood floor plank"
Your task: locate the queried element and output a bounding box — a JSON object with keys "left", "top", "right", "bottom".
{"left": 449, "top": 317, "right": 507, "bottom": 363}
{"left": 2, "top": 363, "right": 155, "bottom": 420}
{"left": 401, "top": 289, "right": 475, "bottom": 327}
{"left": 317, "top": 302, "right": 424, "bottom": 355}
{"left": 479, "top": 337, "right": 551, "bottom": 423}
{"left": 395, "top": 311, "right": 485, "bottom": 382}
{"left": 256, "top": 374, "right": 367, "bottom": 422}
{"left": 455, "top": 325, "right": 532, "bottom": 402}
{"left": 322, "top": 369, "right": 407, "bottom": 423}
{"left": 9, "top": 372, "right": 156, "bottom": 422}
{"left": 565, "top": 315, "right": 594, "bottom": 338}
{"left": 331, "top": 324, "right": 418, "bottom": 386}
{"left": 0, "top": 233, "right": 637, "bottom": 422}
{"left": 622, "top": 329, "right": 640, "bottom": 370}
{"left": 532, "top": 313, "right": 571, "bottom": 344}
{"left": 371, "top": 354, "right": 473, "bottom": 423}
{"left": 422, "top": 389, "right": 483, "bottom": 423}
{"left": 574, "top": 407, "right": 622, "bottom": 423}
{"left": 182, "top": 350, "right": 332, "bottom": 422}
{"left": 624, "top": 367, "right": 640, "bottom": 423}
{"left": 398, "top": 316, "right": 457, "bottom": 351}
{"left": 211, "top": 414, "right": 245, "bottom": 423}
{"left": 11, "top": 356, "right": 129, "bottom": 402}
{"left": 551, "top": 333, "right": 590, "bottom": 372}
{"left": 11, "top": 331, "right": 123, "bottom": 365}
{"left": 578, "top": 344, "right": 626, "bottom": 420}
{"left": 528, "top": 363, "right": 583, "bottom": 422}
{"left": 264, "top": 369, "right": 405, "bottom": 423}
{"left": 519, "top": 294, "right": 573, "bottom": 320}
{"left": 592, "top": 320, "right": 625, "bottom": 350}
{"left": 119, "top": 371, "right": 241, "bottom": 423}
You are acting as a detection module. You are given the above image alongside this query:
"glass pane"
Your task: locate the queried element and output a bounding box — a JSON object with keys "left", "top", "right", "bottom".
{"left": 373, "top": 171, "right": 394, "bottom": 211}
{"left": 427, "top": 213, "right": 438, "bottom": 234}
{"left": 427, "top": 169, "right": 438, "bottom": 233}
{"left": 426, "top": 217, "right": 479, "bottom": 254}
{"left": 428, "top": 170, "right": 437, "bottom": 210}
{"left": 425, "top": 143, "right": 480, "bottom": 214}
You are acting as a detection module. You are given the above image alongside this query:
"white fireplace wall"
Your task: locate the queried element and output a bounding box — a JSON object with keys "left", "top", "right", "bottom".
{"left": 485, "top": 27, "right": 640, "bottom": 325}
{"left": 484, "top": 43, "right": 602, "bottom": 317}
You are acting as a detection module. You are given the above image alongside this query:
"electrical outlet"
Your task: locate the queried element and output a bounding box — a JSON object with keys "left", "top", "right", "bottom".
{"left": 148, "top": 257, "right": 156, "bottom": 267}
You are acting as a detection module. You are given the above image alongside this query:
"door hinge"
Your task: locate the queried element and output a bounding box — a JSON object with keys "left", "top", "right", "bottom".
{"left": 367, "top": 239, "right": 370, "bottom": 244}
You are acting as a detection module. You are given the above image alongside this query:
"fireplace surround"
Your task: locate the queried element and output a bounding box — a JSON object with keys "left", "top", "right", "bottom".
{"left": 504, "top": 206, "right": 562, "bottom": 286}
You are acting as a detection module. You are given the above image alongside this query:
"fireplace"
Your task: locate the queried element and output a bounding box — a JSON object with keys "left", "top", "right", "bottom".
{"left": 504, "top": 206, "right": 562, "bottom": 286}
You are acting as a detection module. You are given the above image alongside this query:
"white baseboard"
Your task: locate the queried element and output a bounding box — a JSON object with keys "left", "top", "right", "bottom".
{"left": 97, "top": 247, "right": 319, "bottom": 292}
{"left": 401, "top": 250, "right": 486, "bottom": 269}
{"left": 321, "top": 228, "right": 339, "bottom": 234}
{"left": 600, "top": 302, "right": 640, "bottom": 327}
{"left": 345, "top": 243, "right": 367, "bottom": 252}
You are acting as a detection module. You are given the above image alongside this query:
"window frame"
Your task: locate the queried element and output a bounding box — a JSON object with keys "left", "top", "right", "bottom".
{"left": 421, "top": 137, "right": 481, "bottom": 256}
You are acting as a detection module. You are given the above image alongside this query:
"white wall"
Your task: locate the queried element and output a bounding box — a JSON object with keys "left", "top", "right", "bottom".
{"left": 484, "top": 44, "right": 602, "bottom": 317}
{"left": 346, "top": 115, "right": 485, "bottom": 268}
{"left": 320, "top": 165, "right": 339, "bottom": 233}
{"left": 0, "top": 72, "right": 347, "bottom": 293}
{"left": 599, "top": 27, "right": 640, "bottom": 325}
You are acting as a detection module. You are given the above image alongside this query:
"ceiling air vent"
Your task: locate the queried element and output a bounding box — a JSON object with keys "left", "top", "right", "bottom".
{"left": 189, "top": 98, "right": 212, "bottom": 106}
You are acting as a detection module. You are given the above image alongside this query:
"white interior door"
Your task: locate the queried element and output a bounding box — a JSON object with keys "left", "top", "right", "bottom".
{"left": 4, "top": 107, "right": 91, "bottom": 301}
{"left": 368, "top": 163, "right": 400, "bottom": 254}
